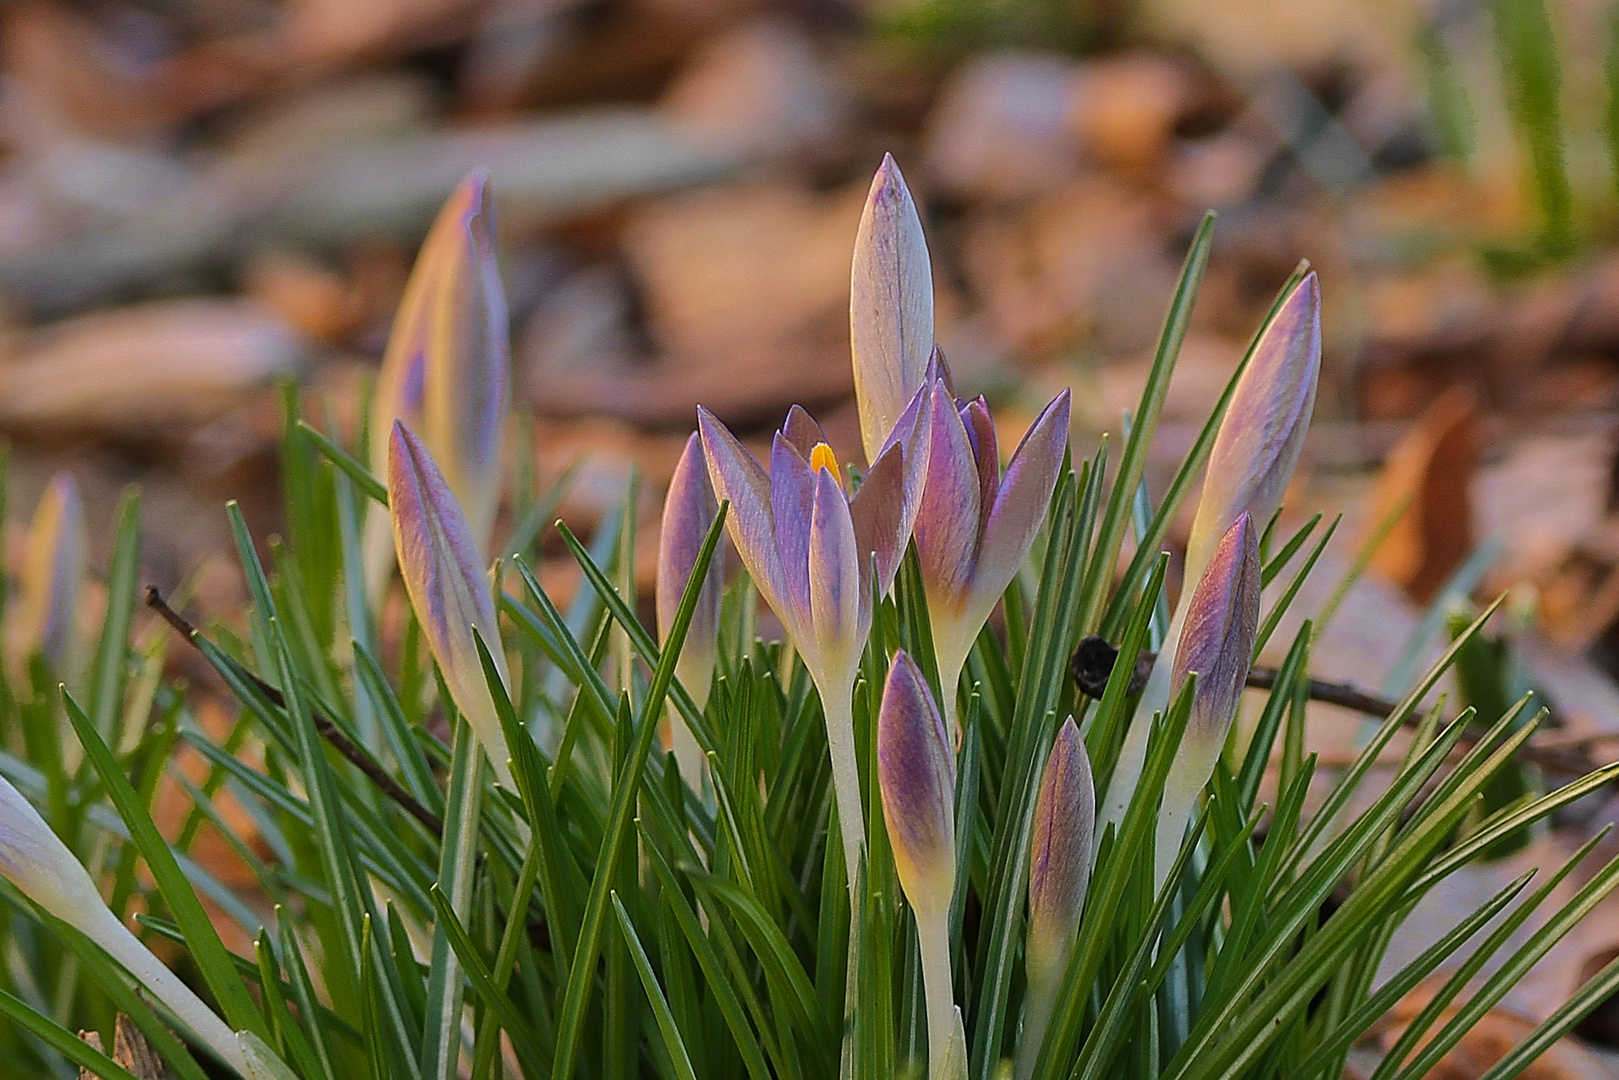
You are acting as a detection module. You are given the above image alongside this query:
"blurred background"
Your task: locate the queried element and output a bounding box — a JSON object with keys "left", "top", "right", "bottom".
{"left": 4, "top": 1, "right": 1619, "bottom": 693}
{"left": 13, "top": 0, "right": 1619, "bottom": 1070}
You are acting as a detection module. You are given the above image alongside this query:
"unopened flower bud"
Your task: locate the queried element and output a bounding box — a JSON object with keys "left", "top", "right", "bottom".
{"left": 388, "top": 420, "right": 513, "bottom": 788}
{"left": 1154, "top": 513, "right": 1260, "bottom": 888}
{"left": 851, "top": 153, "right": 934, "bottom": 462}
{"left": 1184, "top": 273, "right": 1319, "bottom": 584}
{"left": 365, "top": 171, "right": 510, "bottom": 598}
{"left": 657, "top": 432, "right": 723, "bottom": 782}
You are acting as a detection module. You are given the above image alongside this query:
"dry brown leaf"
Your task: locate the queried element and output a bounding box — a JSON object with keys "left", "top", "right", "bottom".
{"left": 924, "top": 52, "right": 1087, "bottom": 201}
{"left": 0, "top": 300, "right": 309, "bottom": 438}
{"left": 79, "top": 1015, "right": 174, "bottom": 1080}
{"left": 1378, "top": 976, "right": 1617, "bottom": 1080}
{"left": 1068, "top": 54, "right": 1197, "bottom": 177}
{"left": 1364, "top": 385, "right": 1480, "bottom": 604}
{"left": 523, "top": 181, "right": 866, "bottom": 426}
{"left": 661, "top": 16, "right": 846, "bottom": 158}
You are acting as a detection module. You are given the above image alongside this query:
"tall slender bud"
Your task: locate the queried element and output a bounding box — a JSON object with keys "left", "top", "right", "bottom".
{"left": 852, "top": 153, "right": 934, "bottom": 462}
{"left": 1184, "top": 272, "right": 1319, "bottom": 586}
{"left": 10, "top": 473, "right": 86, "bottom": 679}
{"left": 365, "top": 171, "right": 511, "bottom": 598}
{"left": 657, "top": 432, "right": 723, "bottom": 784}
{"left": 1153, "top": 514, "right": 1260, "bottom": 889}
{"left": 388, "top": 420, "right": 514, "bottom": 788}
{"left": 1018, "top": 717, "right": 1094, "bottom": 1080}
{"left": 0, "top": 773, "right": 261, "bottom": 1077}
{"left": 878, "top": 651, "right": 963, "bottom": 1080}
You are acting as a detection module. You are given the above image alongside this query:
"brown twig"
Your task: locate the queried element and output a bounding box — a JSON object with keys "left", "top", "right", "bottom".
{"left": 1070, "top": 636, "right": 1609, "bottom": 776}
{"left": 146, "top": 586, "right": 445, "bottom": 834}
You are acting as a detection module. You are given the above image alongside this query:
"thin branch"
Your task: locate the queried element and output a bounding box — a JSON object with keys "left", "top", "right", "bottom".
{"left": 1070, "top": 635, "right": 1605, "bottom": 775}
{"left": 146, "top": 587, "right": 445, "bottom": 834}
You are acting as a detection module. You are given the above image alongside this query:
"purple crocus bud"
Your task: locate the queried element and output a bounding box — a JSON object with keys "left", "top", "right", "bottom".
{"left": 365, "top": 171, "right": 511, "bottom": 599}
{"left": 10, "top": 473, "right": 86, "bottom": 678}
{"left": 657, "top": 432, "right": 723, "bottom": 782}
{"left": 877, "top": 651, "right": 961, "bottom": 1080}
{"left": 698, "top": 399, "right": 934, "bottom": 881}
{"left": 1019, "top": 716, "right": 1094, "bottom": 1080}
{"left": 1184, "top": 273, "right": 1319, "bottom": 586}
{"left": 879, "top": 651, "right": 957, "bottom": 904}
{"left": 1153, "top": 513, "right": 1260, "bottom": 889}
{"left": 0, "top": 772, "right": 257, "bottom": 1077}
{"left": 915, "top": 388, "right": 1071, "bottom": 731}
{"left": 851, "top": 153, "right": 934, "bottom": 462}
{"left": 1026, "top": 718, "right": 1094, "bottom": 980}
{"left": 388, "top": 421, "right": 513, "bottom": 789}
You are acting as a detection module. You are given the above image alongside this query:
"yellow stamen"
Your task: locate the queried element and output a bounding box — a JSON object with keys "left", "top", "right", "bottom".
{"left": 809, "top": 442, "right": 842, "bottom": 487}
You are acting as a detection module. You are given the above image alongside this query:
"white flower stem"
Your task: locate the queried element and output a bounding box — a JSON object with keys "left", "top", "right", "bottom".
{"left": 1015, "top": 954, "right": 1061, "bottom": 1080}
{"left": 918, "top": 904, "right": 963, "bottom": 1080}
{"left": 820, "top": 678, "right": 866, "bottom": 889}
{"left": 937, "top": 645, "right": 967, "bottom": 746}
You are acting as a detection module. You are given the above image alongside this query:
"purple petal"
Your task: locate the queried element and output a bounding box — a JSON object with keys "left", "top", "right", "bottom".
{"left": 852, "top": 153, "right": 934, "bottom": 461}
{"left": 878, "top": 651, "right": 956, "bottom": 900}
{"left": 1186, "top": 273, "right": 1319, "bottom": 577}
{"left": 848, "top": 438, "right": 914, "bottom": 598}
{"left": 656, "top": 432, "right": 722, "bottom": 649}
{"left": 806, "top": 466, "right": 864, "bottom": 677}
{"left": 699, "top": 407, "right": 789, "bottom": 623}
{"left": 914, "top": 397, "right": 980, "bottom": 609}
{"left": 924, "top": 344, "right": 958, "bottom": 402}
{"left": 969, "top": 391, "right": 1070, "bottom": 611}
{"left": 961, "top": 397, "right": 999, "bottom": 512}
{"left": 388, "top": 420, "right": 512, "bottom": 785}
{"left": 1171, "top": 513, "right": 1261, "bottom": 746}
{"left": 1027, "top": 717, "right": 1094, "bottom": 956}
{"left": 771, "top": 433, "right": 817, "bottom": 631}
{"left": 781, "top": 404, "right": 826, "bottom": 460}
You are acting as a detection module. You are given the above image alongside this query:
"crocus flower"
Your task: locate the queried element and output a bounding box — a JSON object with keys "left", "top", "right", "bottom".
{"left": 364, "top": 171, "right": 511, "bottom": 600}
{"left": 10, "top": 473, "right": 86, "bottom": 680}
{"left": 0, "top": 771, "right": 284, "bottom": 1079}
{"left": 915, "top": 388, "right": 1070, "bottom": 732}
{"left": 851, "top": 153, "right": 934, "bottom": 463}
{"left": 1101, "top": 274, "right": 1319, "bottom": 834}
{"left": 388, "top": 420, "right": 513, "bottom": 789}
{"left": 698, "top": 396, "right": 931, "bottom": 881}
{"left": 877, "top": 651, "right": 964, "bottom": 1080}
{"left": 1018, "top": 717, "right": 1094, "bottom": 1080}
{"left": 657, "top": 432, "right": 723, "bottom": 785}
{"left": 1152, "top": 514, "right": 1260, "bottom": 889}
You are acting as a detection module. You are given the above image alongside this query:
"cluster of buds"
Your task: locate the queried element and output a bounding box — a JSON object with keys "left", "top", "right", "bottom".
{"left": 0, "top": 772, "right": 294, "bottom": 1079}
{"left": 1101, "top": 272, "right": 1321, "bottom": 860}
{"left": 364, "top": 170, "right": 511, "bottom": 601}
{"left": 688, "top": 157, "right": 1074, "bottom": 886}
